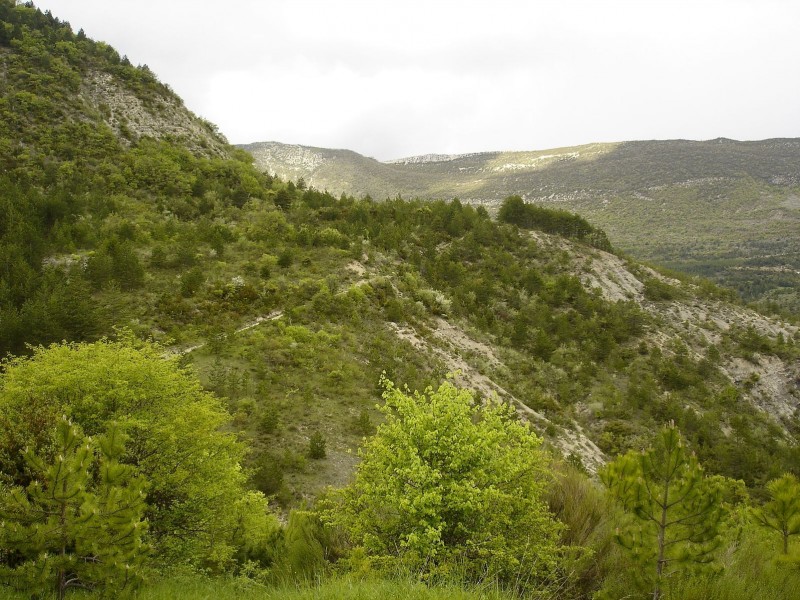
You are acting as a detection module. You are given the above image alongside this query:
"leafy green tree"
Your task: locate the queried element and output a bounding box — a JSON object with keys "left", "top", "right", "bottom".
{"left": 326, "top": 377, "right": 562, "bottom": 588}
{"left": 753, "top": 473, "right": 800, "bottom": 555}
{"left": 251, "top": 452, "right": 284, "bottom": 496}
{"left": 108, "top": 240, "right": 145, "bottom": 290}
{"left": 354, "top": 408, "right": 373, "bottom": 436}
{"left": 274, "top": 188, "right": 293, "bottom": 211}
{"left": 497, "top": 194, "right": 527, "bottom": 226}
{"left": 600, "top": 423, "right": 726, "bottom": 600}
{"left": 0, "top": 335, "right": 275, "bottom": 569}
{"left": 277, "top": 248, "right": 293, "bottom": 268}
{"left": 0, "top": 417, "right": 147, "bottom": 599}
{"left": 498, "top": 194, "right": 612, "bottom": 251}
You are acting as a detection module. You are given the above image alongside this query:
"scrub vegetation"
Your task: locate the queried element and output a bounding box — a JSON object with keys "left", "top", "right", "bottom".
{"left": 1, "top": 3, "right": 799, "bottom": 598}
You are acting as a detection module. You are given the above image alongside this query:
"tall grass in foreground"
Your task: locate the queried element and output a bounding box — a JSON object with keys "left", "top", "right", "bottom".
{"left": 664, "top": 550, "right": 800, "bottom": 600}
{"left": 0, "top": 576, "right": 514, "bottom": 600}
{"left": 598, "top": 524, "right": 800, "bottom": 600}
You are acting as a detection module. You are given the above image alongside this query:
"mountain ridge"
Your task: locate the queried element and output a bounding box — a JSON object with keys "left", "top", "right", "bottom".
{"left": 243, "top": 138, "right": 800, "bottom": 313}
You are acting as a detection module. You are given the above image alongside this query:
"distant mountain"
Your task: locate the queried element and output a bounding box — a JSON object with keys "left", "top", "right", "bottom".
{"left": 243, "top": 139, "right": 800, "bottom": 313}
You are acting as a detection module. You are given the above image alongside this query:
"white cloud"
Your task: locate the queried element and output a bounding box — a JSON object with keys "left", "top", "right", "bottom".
{"left": 35, "top": 0, "right": 800, "bottom": 160}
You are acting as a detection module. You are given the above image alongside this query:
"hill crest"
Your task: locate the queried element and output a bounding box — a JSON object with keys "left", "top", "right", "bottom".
{"left": 242, "top": 138, "right": 800, "bottom": 313}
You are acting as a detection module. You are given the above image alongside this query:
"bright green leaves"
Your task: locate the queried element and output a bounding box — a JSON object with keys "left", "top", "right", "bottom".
{"left": 0, "top": 336, "right": 274, "bottom": 570}
{"left": 327, "top": 377, "right": 562, "bottom": 588}
{"left": 601, "top": 423, "right": 726, "bottom": 599}
{"left": 0, "top": 417, "right": 147, "bottom": 598}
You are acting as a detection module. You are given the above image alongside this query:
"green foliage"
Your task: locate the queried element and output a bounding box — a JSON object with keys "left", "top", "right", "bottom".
{"left": 681, "top": 493, "right": 800, "bottom": 598}
{"left": 274, "top": 188, "right": 294, "bottom": 211}
{"left": 642, "top": 276, "right": 684, "bottom": 301}
{"left": 307, "top": 432, "right": 327, "bottom": 460}
{"left": 277, "top": 248, "right": 293, "bottom": 268}
{"left": 249, "top": 140, "right": 800, "bottom": 314}
{"left": 326, "top": 377, "right": 562, "bottom": 590}
{"left": 29, "top": 574, "right": 517, "bottom": 600}
{"left": 251, "top": 452, "right": 284, "bottom": 496}
{"left": 0, "top": 336, "right": 275, "bottom": 570}
{"left": 354, "top": 408, "right": 373, "bottom": 436}
{"left": 545, "top": 464, "right": 617, "bottom": 599}
{"left": 600, "top": 423, "right": 726, "bottom": 599}
{"left": 0, "top": 0, "right": 273, "bottom": 354}
{"left": 277, "top": 510, "right": 327, "bottom": 582}
{"left": 180, "top": 266, "right": 205, "bottom": 297}
{"left": 2, "top": 7, "right": 800, "bottom": 596}
{"left": 493, "top": 195, "right": 612, "bottom": 251}
{"left": 753, "top": 473, "right": 800, "bottom": 555}
{"left": 0, "top": 417, "right": 147, "bottom": 598}
{"left": 258, "top": 405, "right": 280, "bottom": 435}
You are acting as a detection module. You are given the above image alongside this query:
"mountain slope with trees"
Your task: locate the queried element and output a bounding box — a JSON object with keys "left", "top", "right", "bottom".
{"left": 1, "top": 3, "right": 799, "bottom": 598}
{"left": 245, "top": 139, "right": 800, "bottom": 315}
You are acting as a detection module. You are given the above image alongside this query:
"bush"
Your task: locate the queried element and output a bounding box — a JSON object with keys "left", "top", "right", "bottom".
{"left": 251, "top": 452, "right": 285, "bottom": 496}
{"left": 180, "top": 266, "right": 205, "bottom": 297}
{"left": 308, "top": 431, "right": 327, "bottom": 459}
{"left": 278, "top": 249, "right": 293, "bottom": 268}
{"left": 643, "top": 276, "right": 683, "bottom": 301}
{"left": 325, "top": 378, "right": 563, "bottom": 589}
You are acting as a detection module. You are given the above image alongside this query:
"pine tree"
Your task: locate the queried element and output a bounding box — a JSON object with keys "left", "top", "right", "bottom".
{"left": 601, "top": 422, "right": 725, "bottom": 600}
{"left": 753, "top": 473, "right": 800, "bottom": 555}
{"left": 0, "top": 417, "right": 148, "bottom": 599}
{"left": 307, "top": 431, "right": 326, "bottom": 459}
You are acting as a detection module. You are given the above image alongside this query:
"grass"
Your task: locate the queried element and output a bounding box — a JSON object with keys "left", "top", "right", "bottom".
{"left": 0, "top": 576, "right": 514, "bottom": 600}
{"left": 596, "top": 526, "right": 800, "bottom": 600}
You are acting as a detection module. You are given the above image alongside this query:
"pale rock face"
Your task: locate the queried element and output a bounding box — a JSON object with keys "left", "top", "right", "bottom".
{"left": 386, "top": 153, "right": 481, "bottom": 165}
{"left": 245, "top": 142, "right": 327, "bottom": 183}
{"left": 81, "top": 71, "right": 229, "bottom": 157}
{"left": 569, "top": 238, "right": 800, "bottom": 434}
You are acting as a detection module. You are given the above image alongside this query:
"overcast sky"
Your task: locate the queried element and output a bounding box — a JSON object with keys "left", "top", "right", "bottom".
{"left": 35, "top": 0, "right": 800, "bottom": 161}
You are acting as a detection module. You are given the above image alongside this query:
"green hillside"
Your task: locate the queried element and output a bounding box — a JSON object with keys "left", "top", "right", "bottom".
{"left": 1, "top": 3, "right": 800, "bottom": 599}
{"left": 245, "top": 139, "right": 800, "bottom": 314}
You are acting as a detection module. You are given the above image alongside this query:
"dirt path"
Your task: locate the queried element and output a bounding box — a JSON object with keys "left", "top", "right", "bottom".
{"left": 167, "top": 310, "right": 284, "bottom": 357}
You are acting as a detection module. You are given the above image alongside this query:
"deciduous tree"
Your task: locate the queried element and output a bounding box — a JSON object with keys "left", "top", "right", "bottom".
{"left": 327, "top": 377, "right": 562, "bottom": 588}
{"left": 0, "top": 335, "right": 275, "bottom": 569}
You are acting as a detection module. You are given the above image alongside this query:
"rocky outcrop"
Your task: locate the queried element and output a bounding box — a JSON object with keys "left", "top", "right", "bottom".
{"left": 81, "top": 70, "right": 229, "bottom": 157}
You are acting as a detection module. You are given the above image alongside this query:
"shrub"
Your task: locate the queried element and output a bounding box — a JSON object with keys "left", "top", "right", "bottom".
{"left": 308, "top": 431, "right": 327, "bottom": 459}
{"left": 326, "top": 378, "right": 563, "bottom": 589}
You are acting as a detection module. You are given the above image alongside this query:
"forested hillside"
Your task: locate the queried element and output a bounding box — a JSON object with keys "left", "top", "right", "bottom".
{"left": 1, "top": 3, "right": 799, "bottom": 599}
{"left": 245, "top": 139, "right": 800, "bottom": 315}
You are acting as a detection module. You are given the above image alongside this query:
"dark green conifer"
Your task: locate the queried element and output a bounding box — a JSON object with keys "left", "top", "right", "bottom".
{"left": 0, "top": 417, "right": 148, "bottom": 599}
